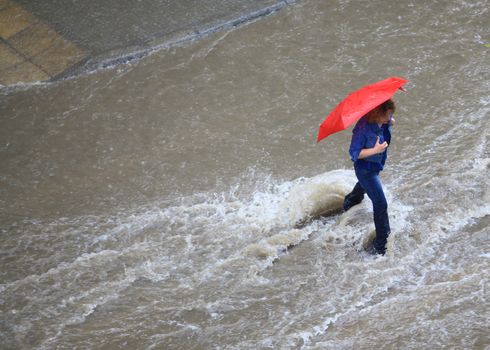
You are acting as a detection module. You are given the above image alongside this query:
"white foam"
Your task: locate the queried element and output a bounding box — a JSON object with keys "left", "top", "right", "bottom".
{"left": 5, "top": 164, "right": 485, "bottom": 349}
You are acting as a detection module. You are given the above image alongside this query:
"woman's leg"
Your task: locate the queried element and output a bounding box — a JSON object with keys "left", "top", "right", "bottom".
{"left": 354, "top": 167, "right": 391, "bottom": 254}
{"left": 343, "top": 182, "right": 365, "bottom": 211}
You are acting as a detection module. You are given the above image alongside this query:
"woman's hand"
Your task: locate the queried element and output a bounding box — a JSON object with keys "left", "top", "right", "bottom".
{"left": 358, "top": 137, "right": 388, "bottom": 159}
{"left": 373, "top": 136, "right": 388, "bottom": 153}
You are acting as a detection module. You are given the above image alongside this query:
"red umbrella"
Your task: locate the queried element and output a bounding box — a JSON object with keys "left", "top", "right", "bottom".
{"left": 317, "top": 77, "right": 408, "bottom": 142}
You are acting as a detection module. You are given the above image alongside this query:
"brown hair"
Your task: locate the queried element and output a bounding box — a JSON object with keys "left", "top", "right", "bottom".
{"left": 364, "top": 99, "right": 396, "bottom": 123}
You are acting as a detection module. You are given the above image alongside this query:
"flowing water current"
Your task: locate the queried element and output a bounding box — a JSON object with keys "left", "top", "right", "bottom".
{"left": 1, "top": 0, "right": 489, "bottom": 349}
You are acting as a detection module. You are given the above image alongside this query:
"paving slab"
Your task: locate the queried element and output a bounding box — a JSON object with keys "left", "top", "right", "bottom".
{"left": 0, "top": 1, "right": 37, "bottom": 39}
{"left": 30, "top": 39, "right": 84, "bottom": 77}
{"left": 0, "top": 41, "right": 23, "bottom": 70}
{"left": 8, "top": 22, "right": 62, "bottom": 58}
{"left": 0, "top": 59, "right": 49, "bottom": 85}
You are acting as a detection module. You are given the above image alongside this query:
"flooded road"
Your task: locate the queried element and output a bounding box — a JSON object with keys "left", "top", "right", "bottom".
{"left": 1, "top": 0, "right": 489, "bottom": 349}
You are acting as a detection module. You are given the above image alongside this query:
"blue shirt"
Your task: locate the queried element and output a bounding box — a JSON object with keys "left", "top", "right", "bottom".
{"left": 348, "top": 117, "right": 392, "bottom": 172}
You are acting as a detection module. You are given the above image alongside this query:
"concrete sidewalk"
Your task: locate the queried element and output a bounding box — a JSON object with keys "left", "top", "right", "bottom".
{"left": 1, "top": 0, "right": 294, "bottom": 86}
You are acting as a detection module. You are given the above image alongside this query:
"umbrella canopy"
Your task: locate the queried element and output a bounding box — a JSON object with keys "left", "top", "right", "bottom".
{"left": 317, "top": 77, "right": 408, "bottom": 142}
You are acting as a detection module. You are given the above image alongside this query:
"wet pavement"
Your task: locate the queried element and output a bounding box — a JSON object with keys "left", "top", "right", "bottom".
{"left": 0, "top": 0, "right": 85, "bottom": 85}
{"left": 1, "top": 0, "right": 294, "bottom": 86}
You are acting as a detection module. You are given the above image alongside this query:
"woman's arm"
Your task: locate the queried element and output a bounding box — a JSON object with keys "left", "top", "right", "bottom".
{"left": 358, "top": 136, "right": 388, "bottom": 159}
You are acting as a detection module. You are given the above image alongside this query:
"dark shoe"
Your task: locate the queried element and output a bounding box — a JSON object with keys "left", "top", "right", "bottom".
{"left": 365, "top": 242, "right": 385, "bottom": 256}
{"left": 375, "top": 247, "right": 386, "bottom": 256}
{"left": 343, "top": 183, "right": 365, "bottom": 212}
{"left": 372, "top": 233, "right": 389, "bottom": 256}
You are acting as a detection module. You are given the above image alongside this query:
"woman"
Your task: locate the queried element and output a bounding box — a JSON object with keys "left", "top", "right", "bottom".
{"left": 343, "top": 99, "right": 396, "bottom": 255}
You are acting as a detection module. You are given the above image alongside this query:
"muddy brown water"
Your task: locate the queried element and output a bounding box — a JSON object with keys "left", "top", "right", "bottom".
{"left": 1, "top": 0, "right": 489, "bottom": 349}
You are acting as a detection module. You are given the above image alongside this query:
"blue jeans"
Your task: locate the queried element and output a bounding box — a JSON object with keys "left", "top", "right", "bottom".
{"left": 343, "top": 164, "right": 391, "bottom": 254}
